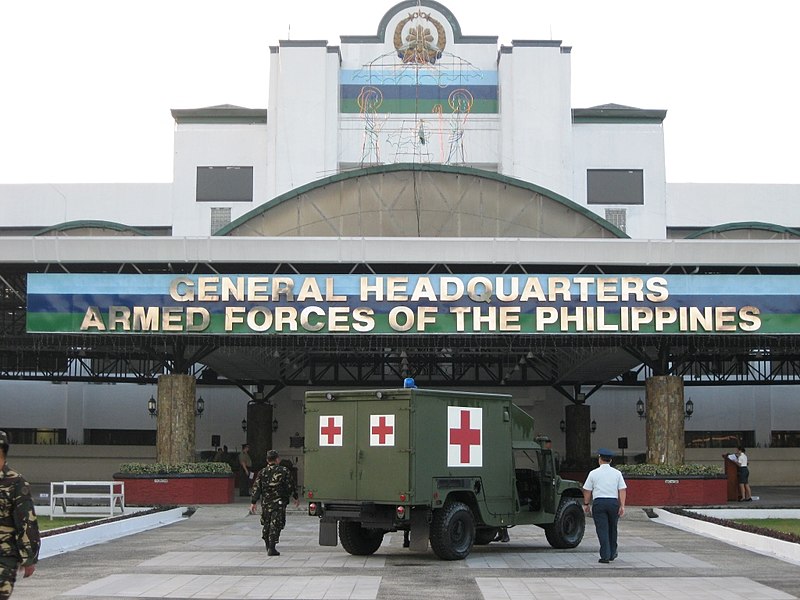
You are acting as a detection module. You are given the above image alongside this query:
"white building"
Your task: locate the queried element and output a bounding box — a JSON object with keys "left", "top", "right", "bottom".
{"left": 2, "top": 1, "right": 800, "bottom": 484}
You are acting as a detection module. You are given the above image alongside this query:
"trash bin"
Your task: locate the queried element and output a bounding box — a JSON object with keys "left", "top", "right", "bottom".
{"left": 722, "top": 453, "right": 739, "bottom": 501}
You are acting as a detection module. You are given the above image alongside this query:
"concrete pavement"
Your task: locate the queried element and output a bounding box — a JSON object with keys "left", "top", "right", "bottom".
{"left": 14, "top": 486, "right": 800, "bottom": 600}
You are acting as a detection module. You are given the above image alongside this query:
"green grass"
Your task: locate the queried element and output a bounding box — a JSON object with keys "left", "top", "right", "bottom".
{"left": 734, "top": 519, "right": 800, "bottom": 536}
{"left": 38, "top": 517, "right": 98, "bottom": 532}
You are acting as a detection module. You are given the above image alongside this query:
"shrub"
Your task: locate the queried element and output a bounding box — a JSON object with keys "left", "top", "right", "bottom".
{"left": 118, "top": 462, "right": 232, "bottom": 475}
{"left": 616, "top": 463, "right": 723, "bottom": 477}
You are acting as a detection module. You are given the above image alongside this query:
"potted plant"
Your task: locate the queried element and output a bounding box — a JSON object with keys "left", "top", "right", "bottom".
{"left": 114, "top": 462, "right": 234, "bottom": 505}
{"left": 616, "top": 463, "right": 726, "bottom": 506}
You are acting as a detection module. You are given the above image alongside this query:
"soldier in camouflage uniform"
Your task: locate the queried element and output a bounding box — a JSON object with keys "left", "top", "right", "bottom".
{"left": 249, "top": 449, "right": 290, "bottom": 556}
{"left": 0, "top": 430, "right": 41, "bottom": 599}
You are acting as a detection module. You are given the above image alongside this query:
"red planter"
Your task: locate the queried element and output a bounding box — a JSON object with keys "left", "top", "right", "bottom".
{"left": 624, "top": 476, "right": 727, "bottom": 506}
{"left": 114, "top": 473, "right": 235, "bottom": 505}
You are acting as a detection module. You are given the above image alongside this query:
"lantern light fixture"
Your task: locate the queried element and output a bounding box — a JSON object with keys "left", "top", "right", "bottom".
{"left": 146, "top": 394, "right": 204, "bottom": 418}
{"left": 636, "top": 397, "right": 694, "bottom": 420}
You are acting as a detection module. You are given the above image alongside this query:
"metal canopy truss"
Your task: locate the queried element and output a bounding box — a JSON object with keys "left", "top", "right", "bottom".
{"left": 5, "top": 261, "right": 800, "bottom": 389}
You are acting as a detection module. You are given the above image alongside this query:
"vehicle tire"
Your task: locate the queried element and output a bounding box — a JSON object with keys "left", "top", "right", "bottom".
{"left": 429, "top": 501, "right": 475, "bottom": 560}
{"left": 544, "top": 498, "right": 585, "bottom": 549}
{"left": 338, "top": 521, "right": 385, "bottom": 555}
{"left": 473, "top": 527, "right": 499, "bottom": 545}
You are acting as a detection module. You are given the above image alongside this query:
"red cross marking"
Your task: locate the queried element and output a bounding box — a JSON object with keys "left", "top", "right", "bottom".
{"left": 449, "top": 409, "right": 481, "bottom": 463}
{"left": 372, "top": 416, "right": 393, "bottom": 444}
{"left": 321, "top": 417, "right": 341, "bottom": 444}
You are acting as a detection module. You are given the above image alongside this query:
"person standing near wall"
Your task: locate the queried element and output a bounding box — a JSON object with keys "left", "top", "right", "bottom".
{"left": 730, "top": 446, "right": 752, "bottom": 502}
{"left": 582, "top": 448, "right": 626, "bottom": 564}
{"left": 238, "top": 444, "right": 253, "bottom": 497}
{"left": 0, "top": 430, "right": 41, "bottom": 599}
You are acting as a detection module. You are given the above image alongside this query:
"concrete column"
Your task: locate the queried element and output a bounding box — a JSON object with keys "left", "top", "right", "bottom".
{"left": 156, "top": 374, "right": 196, "bottom": 464}
{"left": 645, "top": 375, "right": 685, "bottom": 465}
{"left": 247, "top": 401, "right": 274, "bottom": 472}
{"left": 565, "top": 404, "right": 592, "bottom": 470}
{"left": 65, "top": 383, "right": 84, "bottom": 444}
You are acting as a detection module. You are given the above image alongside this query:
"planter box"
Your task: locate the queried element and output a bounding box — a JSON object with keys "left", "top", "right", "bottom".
{"left": 113, "top": 473, "right": 235, "bottom": 505}
{"left": 624, "top": 475, "right": 727, "bottom": 506}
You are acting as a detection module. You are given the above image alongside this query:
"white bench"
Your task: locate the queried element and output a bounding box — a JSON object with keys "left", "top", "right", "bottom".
{"left": 49, "top": 481, "right": 125, "bottom": 519}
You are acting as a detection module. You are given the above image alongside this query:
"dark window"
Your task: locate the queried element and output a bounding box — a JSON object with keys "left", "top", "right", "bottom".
{"left": 0, "top": 428, "right": 66, "bottom": 445}
{"left": 84, "top": 429, "right": 156, "bottom": 446}
{"left": 684, "top": 430, "right": 755, "bottom": 448}
{"left": 587, "top": 169, "right": 644, "bottom": 205}
{"left": 771, "top": 431, "right": 800, "bottom": 448}
{"left": 196, "top": 166, "right": 253, "bottom": 202}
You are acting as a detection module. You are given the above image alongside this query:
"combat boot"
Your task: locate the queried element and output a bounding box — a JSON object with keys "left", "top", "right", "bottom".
{"left": 267, "top": 543, "right": 280, "bottom": 556}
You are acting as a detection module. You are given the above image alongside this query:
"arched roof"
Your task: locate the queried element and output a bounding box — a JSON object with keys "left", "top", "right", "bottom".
{"left": 686, "top": 222, "right": 800, "bottom": 240}
{"left": 216, "top": 164, "right": 628, "bottom": 239}
{"left": 33, "top": 220, "right": 152, "bottom": 237}
{"left": 341, "top": 1, "right": 497, "bottom": 45}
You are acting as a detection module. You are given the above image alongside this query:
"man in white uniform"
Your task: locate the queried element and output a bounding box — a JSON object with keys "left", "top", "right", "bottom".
{"left": 582, "top": 448, "right": 626, "bottom": 563}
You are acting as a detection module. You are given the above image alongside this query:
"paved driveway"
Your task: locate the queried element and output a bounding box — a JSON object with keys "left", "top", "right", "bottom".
{"left": 18, "top": 501, "right": 800, "bottom": 599}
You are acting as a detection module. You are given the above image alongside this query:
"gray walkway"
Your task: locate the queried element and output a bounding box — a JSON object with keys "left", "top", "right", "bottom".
{"left": 16, "top": 487, "right": 800, "bottom": 600}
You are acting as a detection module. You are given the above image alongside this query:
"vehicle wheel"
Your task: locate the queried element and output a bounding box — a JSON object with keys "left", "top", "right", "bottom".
{"left": 429, "top": 501, "right": 475, "bottom": 560}
{"left": 338, "top": 521, "right": 385, "bottom": 555}
{"left": 473, "top": 527, "right": 499, "bottom": 545}
{"left": 544, "top": 498, "right": 585, "bottom": 549}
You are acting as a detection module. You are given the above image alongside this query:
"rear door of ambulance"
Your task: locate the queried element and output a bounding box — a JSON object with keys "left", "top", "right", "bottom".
{"left": 304, "top": 390, "right": 410, "bottom": 502}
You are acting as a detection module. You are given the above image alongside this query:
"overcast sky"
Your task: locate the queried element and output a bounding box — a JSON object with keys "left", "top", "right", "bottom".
{"left": 2, "top": 0, "right": 798, "bottom": 185}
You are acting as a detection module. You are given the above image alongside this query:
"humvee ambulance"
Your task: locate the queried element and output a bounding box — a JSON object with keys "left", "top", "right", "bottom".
{"left": 304, "top": 385, "right": 585, "bottom": 560}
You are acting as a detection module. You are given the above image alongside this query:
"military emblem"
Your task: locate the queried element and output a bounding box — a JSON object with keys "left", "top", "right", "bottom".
{"left": 393, "top": 10, "right": 446, "bottom": 64}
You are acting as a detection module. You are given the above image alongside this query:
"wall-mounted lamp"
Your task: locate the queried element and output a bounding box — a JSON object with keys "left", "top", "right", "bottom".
{"left": 559, "top": 419, "right": 566, "bottom": 433}
{"left": 636, "top": 397, "right": 694, "bottom": 420}
{"left": 272, "top": 418, "right": 279, "bottom": 432}
{"left": 684, "top": 398, "right": 694, "bottom": 419}
{"left": 636, "top": 398, "right": 646, "bottom": 419}
{"left": 146, "top": 395, "right": 204, "bottom": 418}
{"left": 241, "top": 419, "right": 247, "bottom": 433}
{"left": 591, "top": 419, "right": 597, "bottom": 433}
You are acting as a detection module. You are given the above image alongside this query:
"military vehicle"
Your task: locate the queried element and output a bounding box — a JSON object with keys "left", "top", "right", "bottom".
{"left": 303, "top": 384, "right": 585, "bottom": 560}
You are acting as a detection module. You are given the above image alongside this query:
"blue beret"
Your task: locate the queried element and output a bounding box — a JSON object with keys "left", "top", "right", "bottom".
{"left": 597, "top": 448, "right": 615, "bottom": 458}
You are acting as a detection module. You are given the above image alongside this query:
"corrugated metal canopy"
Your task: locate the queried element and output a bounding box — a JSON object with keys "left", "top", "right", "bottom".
{"left": 217, "top": 164, "right": 627, "bottom": 239}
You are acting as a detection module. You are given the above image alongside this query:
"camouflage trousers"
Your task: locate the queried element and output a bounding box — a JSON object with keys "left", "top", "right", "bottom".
{"left": 260, "top": 507, "right": 286, "bottom": 545}
{"left": 0, "top": 560, "right": 17, "bottom": 600}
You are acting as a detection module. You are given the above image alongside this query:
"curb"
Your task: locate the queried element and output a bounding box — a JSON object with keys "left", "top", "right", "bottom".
{"left": 652, "top": 508, "right": 800, "bottom": 567}
{"left": 40, "top": 507, "right": 187, "bottom": 559}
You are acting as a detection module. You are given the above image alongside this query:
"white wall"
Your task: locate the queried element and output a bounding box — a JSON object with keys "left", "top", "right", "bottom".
{"left": 572, "top": 122, "right": 667, "bottom": 239}
{"left": 0, "top": 183, "right": 172, "bottom": 229}
{"left": 0, "top": 379, "right": 251, "bottom": 451}
{"left": 267, "top": 43, "right": 338, "bottom": 199}
{"left": 499, "top": 43, "right": 573, "bottom": 198}
{"left": 577, "top": 385, "right": 800, "bottom": 457}
{"left": 666, "top": 183, "right": 800, "bottom": 228}
{"left": 171, "top": 123, "right": 269, "bottom": 236}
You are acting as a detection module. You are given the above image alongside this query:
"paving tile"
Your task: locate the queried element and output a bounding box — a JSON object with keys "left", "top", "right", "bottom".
{"left": 140, "top": 550, "right": 386, "bottom": 569}
{"left": 64, "top": 574, "right": 383, "bottom": 599}
{"left": 475, "top": 577, "right": 797, "bottom": 600}
{"left": 46, "top": 507, "right": 800, "bottom": 600}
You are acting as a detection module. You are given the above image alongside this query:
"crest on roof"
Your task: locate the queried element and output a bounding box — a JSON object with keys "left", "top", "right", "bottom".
{"left": 393, "top": 10, "right": 446, "bottom": 64}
